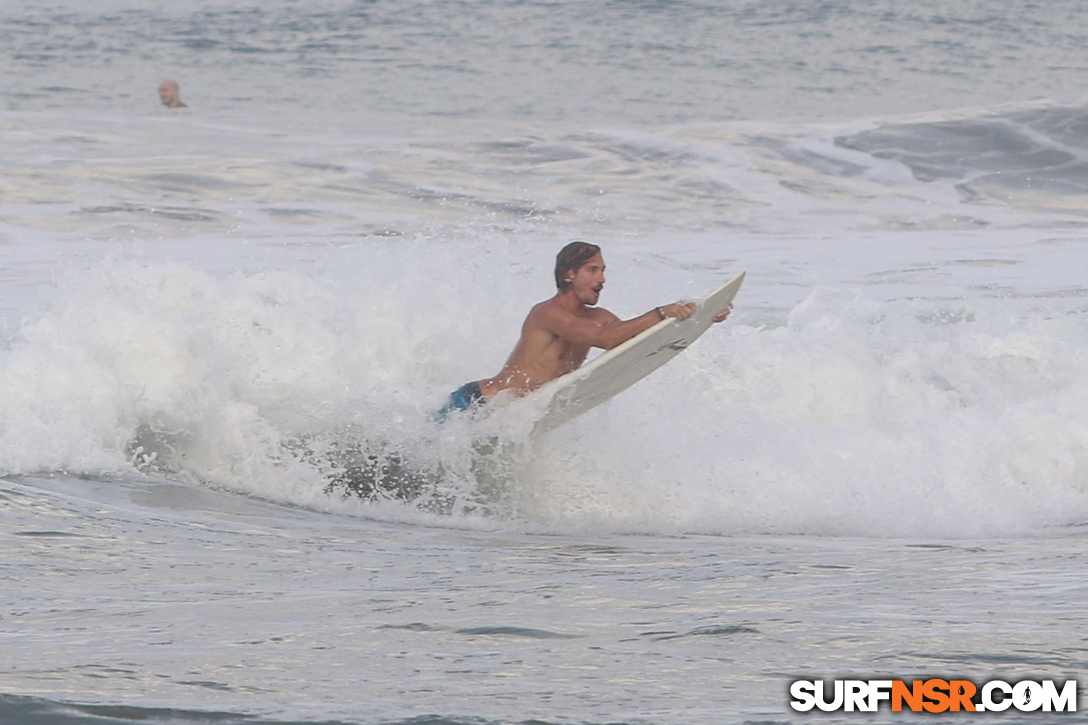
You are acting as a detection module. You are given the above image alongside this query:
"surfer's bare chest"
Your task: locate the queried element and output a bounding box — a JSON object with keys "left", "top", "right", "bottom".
{"left": 548, "top": 335, "right": 591, "bottom": 375}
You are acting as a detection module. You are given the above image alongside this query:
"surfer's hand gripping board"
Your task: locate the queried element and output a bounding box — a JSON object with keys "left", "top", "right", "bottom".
{"left": 523, "top": 271, "right": 745, "bottom": 436}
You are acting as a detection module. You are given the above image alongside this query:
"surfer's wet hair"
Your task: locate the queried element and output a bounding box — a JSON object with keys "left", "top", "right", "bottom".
{"left": 555, "top": 241, "right": 601, "bottom": 289}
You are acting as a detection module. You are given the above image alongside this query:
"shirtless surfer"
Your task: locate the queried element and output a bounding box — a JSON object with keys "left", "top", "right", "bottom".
{"left": 439, "top": 241, "right": 731, "bottom": 418}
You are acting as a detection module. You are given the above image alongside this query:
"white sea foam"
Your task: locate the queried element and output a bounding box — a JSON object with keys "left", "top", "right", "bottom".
{"left": 3, "top": 237, "right": 1087, "bottom": 537}
{"left": 526, "top": 289, "right": 1088, "bottom": 537}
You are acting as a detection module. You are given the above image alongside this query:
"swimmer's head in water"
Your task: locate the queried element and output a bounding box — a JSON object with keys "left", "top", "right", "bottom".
{"left": 159, "top": 79, "right": 184, "bottom": 108}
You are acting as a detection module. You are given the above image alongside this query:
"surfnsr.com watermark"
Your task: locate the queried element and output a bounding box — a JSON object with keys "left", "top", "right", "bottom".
{"left": 790, "top": 679, "right": 1077, "bottom": 713}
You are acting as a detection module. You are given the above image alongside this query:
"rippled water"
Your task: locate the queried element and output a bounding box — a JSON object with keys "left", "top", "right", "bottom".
{"left": 4, "top": 0, "right": 1088, "bottom": 126}
{"left": 2, "top": 0, "right": 1087, "bottom": 722}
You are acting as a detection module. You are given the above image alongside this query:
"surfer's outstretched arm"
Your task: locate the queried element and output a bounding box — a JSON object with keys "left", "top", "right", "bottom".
{"left": 535, "top": 300, "right": 696, "bottom": 350}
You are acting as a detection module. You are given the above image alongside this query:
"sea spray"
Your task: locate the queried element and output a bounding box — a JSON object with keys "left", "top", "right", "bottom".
{"left": 5, "top": 254, "right": 1087, "bottom": 536}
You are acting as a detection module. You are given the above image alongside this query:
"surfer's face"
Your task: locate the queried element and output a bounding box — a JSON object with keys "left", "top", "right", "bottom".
{"left": 567, "top": 253, "right": 606, "bottom": 306}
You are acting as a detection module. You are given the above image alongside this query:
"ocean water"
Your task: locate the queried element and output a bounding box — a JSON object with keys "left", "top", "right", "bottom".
{"left": 2, "top": 1, "right": 1088, "bottom": 723}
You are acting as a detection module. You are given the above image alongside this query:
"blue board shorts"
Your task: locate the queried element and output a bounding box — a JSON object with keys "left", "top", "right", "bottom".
{"left": 436, "top": 381, "right": 486, "bottom": 422}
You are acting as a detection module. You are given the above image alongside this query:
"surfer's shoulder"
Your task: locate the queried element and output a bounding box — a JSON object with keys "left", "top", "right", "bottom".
{"left": 527, "top": 295, "right": 572, "bottom": 323}
{"left": 586, "top": 306, "right": 618, "bottom": 324}
{"left": 530, "top": 297, "right": 616, "bottom": 329}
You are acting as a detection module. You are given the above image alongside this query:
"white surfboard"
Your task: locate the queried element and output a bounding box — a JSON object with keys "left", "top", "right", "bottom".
{"left": 526, "top": 271, "right": 745, "bottom": 436}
